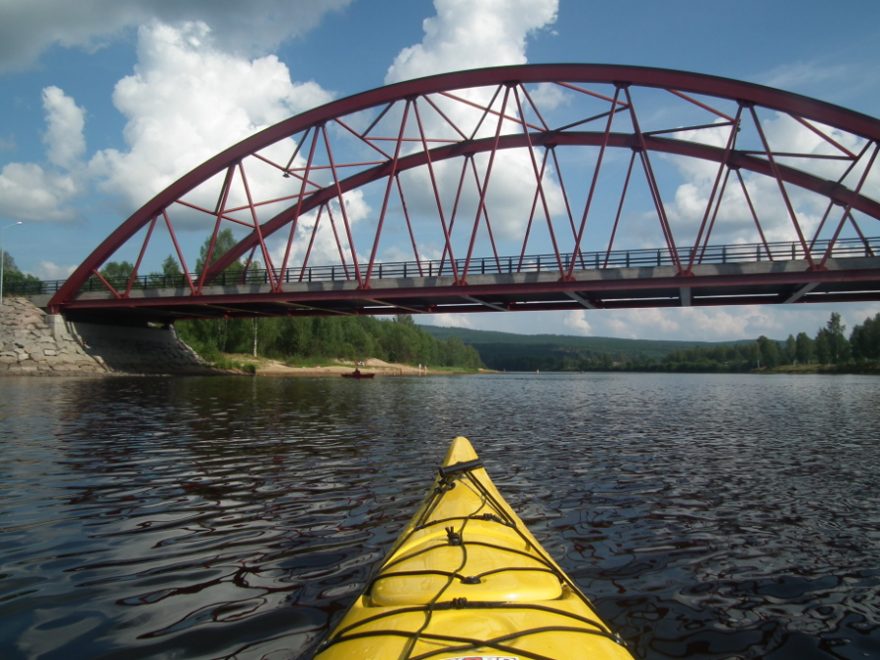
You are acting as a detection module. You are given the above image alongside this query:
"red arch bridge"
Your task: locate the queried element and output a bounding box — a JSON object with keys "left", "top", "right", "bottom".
{"left": 33, "top": 64, "right": 880, "bottom": 324}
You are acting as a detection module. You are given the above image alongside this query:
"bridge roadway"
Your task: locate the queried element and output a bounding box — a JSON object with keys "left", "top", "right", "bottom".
{"left": 21, "top": 237, "right": 880, "bottom": 324}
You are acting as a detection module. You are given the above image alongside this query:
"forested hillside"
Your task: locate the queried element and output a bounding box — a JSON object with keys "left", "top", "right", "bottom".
{"left": 639, "top": 312, "right": 879, "bottom": 372}
{"left": 421, "top": 325, "right": 721, "bottom": 371}
{"left": 422, "top": 312, "right": 880, "bottom": 373}
{"left": 426, "top": 313, "right": 880, "bottom": 373}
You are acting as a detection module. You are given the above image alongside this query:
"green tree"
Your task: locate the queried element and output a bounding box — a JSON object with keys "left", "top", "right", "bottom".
{"left": 253, "top": 317, "right": 282, "bottom": 358}
{"left": 87, "top": 260, "right": 139, "bottom": 292}
{"left": 163, "top": 255, "right": 182, "bottom": 275}
{"left": 340, "top": 318, "right": 378, "bottom": 360}
{"left": 148, "top": 254, "right": 185, "bottom": 287}
{"left": 176, "top": 231, "right": 250, "bottom": 355}
{"left": 850, "top": 313, "right": 880, "bottom": 361}
{"left": 795, "top": 332, "right": 814, "bottom": 364}
{"left": 379, "top": 317, "right": 414, "bottom": 363}
{"left": 312, "top": 317, "right": 345, "bottom": 356}
{"left": 783, "top": 335, "right": 797, "bottom": 365}
{"left": 196, "top": 228, "right": 245, "bottom": 283}
{"left": 816, "top": 312, "right": 850, "bottom": 364}
{"left": 815, "top": 330, "right": 830, "bottom": 364}
{"left": 100, "top": 260, "right": 135, "bottom": 285}
{"left": 1, "top": 252, "right": 43, "bottom": 294}
{"left": 273, "top": 317, "right": 314, "bottom": 357}
{"left": 756, "top": 336, "right": 780, "bottom": 368}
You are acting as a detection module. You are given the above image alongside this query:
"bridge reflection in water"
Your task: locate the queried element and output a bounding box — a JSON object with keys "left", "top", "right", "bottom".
{"left": 20, "top": 236, "right": 880, "bottom": 324}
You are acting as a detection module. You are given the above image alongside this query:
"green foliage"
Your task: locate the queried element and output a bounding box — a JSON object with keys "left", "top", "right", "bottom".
{"left": 651, "top": 312, "right": 878, "bottom": 372}
{"left": 783, "top": 335, "right": 797, "bottom": 364}
{"left": 656, "top": 341, "right": 758, "bottom": 373}
{"left": 795, "top": 332, "right": 814, "bottom": 364}
{"left": 175, "top": 314, "right": 483, "bottom": 369}
{"left": 1, "top": 251, "right": 43, "bottom": 293}
{"left": 197, "top": 228, "right": 245, "bottom": 278}
{"left": 422, "top": 325, "right": 705, "bottom": 360}
{"left": 148, "top": 255, "right": 187, "bottom": 288}
{"left": 79, "top": 259, "right": 138, "bottom": 292}
{"left": 850, "top": 312, "right": 880, "bottom": 361}
{"left": 757, "top": 336, "right": 780, "bottom": 368}
{"left": 815, "top": 312, "right": 849, "bottom": 364}
{"left": 162, "top": 255, "right": 183, "bottom": 276}
{"left": 175, "top": 233, "right": 482, "bottom": 369}
{"left": 101, "top": 260, "right": 135, "bottom": 282}
{"left": 423, "top": 325, "right": 756, "bottom": 372}
{"left": 424, "top": 313, "right": 880, "bottom": 373}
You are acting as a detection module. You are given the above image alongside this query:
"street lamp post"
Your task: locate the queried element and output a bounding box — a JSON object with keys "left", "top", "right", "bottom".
{"left": 0, "top": 221, "right": 24, "bottom": 307}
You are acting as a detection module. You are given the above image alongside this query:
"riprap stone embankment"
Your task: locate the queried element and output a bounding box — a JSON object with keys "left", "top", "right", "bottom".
{"left": 1, "top": 297, "right": 213, "bottom": 375}
{"left": 1, "top": 297, "right": 107, "bottom": 375}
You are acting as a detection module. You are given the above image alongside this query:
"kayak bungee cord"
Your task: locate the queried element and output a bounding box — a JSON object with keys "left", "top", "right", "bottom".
{"left": 397, "top": 502, "right": 471, "bottom": 658}
{"left": 314, "top": 436, "right": 633, "bottom": 659}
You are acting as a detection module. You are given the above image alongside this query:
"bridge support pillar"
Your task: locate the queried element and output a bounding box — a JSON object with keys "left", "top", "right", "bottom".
{"left": 1, "top": 297, "right": 216, "bottom": 376}
{"left": 67, "top": 320, "right": 213, "bottom": 375}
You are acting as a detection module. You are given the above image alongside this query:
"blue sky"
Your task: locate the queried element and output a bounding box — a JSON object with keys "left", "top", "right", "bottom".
{"left": 1, "top": 0, "right": 879, "bottom": 341}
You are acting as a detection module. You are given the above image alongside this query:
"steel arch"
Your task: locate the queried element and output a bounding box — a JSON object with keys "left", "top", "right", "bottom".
{"left": 49, "top": 63, "right": 880, "bottom": 313}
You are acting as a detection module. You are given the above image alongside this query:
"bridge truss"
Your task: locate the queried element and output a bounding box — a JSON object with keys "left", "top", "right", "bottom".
{"left": 47, "top": 64, "right": 880, "bottom": 321}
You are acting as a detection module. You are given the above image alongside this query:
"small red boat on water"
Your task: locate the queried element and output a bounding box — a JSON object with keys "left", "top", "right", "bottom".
{"left": 341, "top": 368, "right": 375, "bottom": 379}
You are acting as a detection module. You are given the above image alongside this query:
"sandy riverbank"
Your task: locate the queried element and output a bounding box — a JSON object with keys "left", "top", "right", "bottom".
{"left": 226, "top": 356, "right": 446, "bottom": 377}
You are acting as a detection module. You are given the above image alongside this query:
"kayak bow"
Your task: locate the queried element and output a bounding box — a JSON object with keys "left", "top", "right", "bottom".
{"left": 315, "top": 436, "right": 633, "bottom": 659}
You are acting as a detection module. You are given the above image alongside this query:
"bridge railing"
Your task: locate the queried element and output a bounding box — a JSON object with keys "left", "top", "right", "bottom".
{"left": 9, "top": 236, "right": 878, "bottom": 296}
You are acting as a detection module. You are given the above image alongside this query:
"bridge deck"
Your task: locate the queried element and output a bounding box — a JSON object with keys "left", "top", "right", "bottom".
{"left": 28, "top": 255, "right": 880, "bottom": 324}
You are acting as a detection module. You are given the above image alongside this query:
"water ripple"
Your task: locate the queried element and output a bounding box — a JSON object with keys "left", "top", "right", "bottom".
{"left": 1, "top": 373, "right": 878, "bottom": 658}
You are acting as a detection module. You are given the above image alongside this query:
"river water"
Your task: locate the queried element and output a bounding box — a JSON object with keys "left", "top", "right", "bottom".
{"left": 1, "top": 372, "right": 878, "bottom": 659}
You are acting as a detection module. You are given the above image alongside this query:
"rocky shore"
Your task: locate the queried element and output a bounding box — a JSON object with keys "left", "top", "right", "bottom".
{"left": 0, "top": 297, "right": 213, "bottom": 376}
{"left": 0, "top": 297, "right": 107, "bottom": 375}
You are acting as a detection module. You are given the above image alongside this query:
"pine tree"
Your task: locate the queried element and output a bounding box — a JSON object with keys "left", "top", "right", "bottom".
{"left": 825, "top": 312, "right": 850, "bottom": 364}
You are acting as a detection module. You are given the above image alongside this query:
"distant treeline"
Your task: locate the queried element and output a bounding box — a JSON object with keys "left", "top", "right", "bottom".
{"left": 447, "top": 312, "right": 878, "bottom": 373}
{"left": 0, "top": 253, "right": 42, "bottom": 291}
{"left": 654, "top": 312, "right": 879, "bottom": 373}
{"left": 176, "top": 313, "right": 483, "bottom": 369}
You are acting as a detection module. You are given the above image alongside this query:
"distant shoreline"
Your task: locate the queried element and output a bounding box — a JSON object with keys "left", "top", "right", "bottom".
{"left": 216, "top": 355, "right": 486, "bottom": 377}
{"left": 214, "top": 354, "right": 879, "bottom": 377}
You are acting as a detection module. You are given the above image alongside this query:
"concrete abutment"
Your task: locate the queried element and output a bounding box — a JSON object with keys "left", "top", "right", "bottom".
{"left": 0, "top": 297, "right": 213, "bottom": 376}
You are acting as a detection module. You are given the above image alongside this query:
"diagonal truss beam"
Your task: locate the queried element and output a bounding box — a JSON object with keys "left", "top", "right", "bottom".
{"left": 203, "top": 132, "right": 880, "bottom": 280}
{"left": 49, "top": 64, "right": 880, "bottom": 311}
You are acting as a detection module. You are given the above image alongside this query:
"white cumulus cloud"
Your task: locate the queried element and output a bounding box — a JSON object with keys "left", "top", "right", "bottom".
{"left": 419, "top": 312, "right": 475, "bottom": 330}
{"left": 0, "top": 0, "right": 352, "bottom": 72}
{"left": 385, "top": 0, "right": 557, "bottom": 82}
{"left": 42, "top": 86, "right": 87, "bottom": 170}
{"left": 0, "top": 162, "right": 78, "bottom": 222}
{"left": 89, "top": 21, "right": 335, "bottom": 213}
{"left": 36, "top": 260, "right": 77, "bottom": 280}
{"left": 586, "top": 307, "right": 783, "bottom": 342}
{"left": 666, "top": 111, "right": 876, "bottom": 247}
{"left": 0, "top": 86, "right": 86, "bottom": 222}
{"left": 562, "top": 310, "right": 592, "bottom": 335}
{"left": 381, "top": 0, "right": 563, "bottom": 257}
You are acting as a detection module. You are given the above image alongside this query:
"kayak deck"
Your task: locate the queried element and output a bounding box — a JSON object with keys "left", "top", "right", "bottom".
{"left": 315, "top": 436, "right": 633, "bottom": 659}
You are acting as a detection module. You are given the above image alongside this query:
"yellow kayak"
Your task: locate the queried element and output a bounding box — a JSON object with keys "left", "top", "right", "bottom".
{"left": 315, "top": 436, "right": 633, "bottom": 659}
